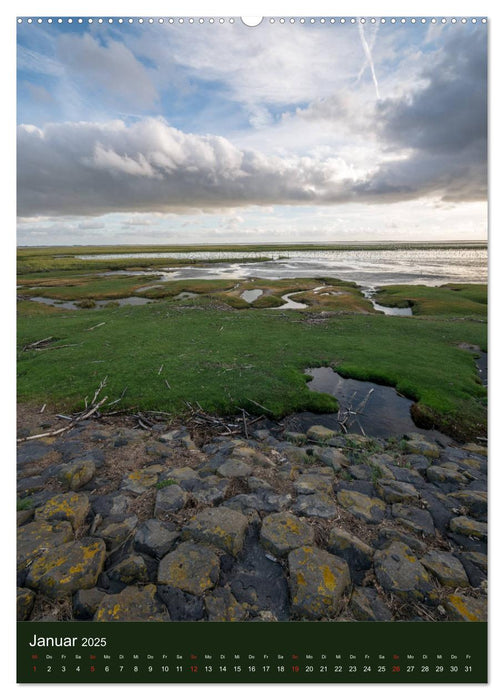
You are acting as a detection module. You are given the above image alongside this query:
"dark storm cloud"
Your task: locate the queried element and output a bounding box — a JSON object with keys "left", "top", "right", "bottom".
{"left": 368, "top": 26, "right": 487, "bottom": 202}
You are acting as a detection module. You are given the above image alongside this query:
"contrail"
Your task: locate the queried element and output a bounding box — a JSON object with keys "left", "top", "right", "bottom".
{"left": 356, "top": 23, "right": 379, "bottom": 82}
{"left": 357, "top": 21, "right": 380, "bottom": 99}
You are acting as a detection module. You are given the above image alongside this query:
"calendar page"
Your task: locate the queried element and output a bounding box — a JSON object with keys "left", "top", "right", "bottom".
{"left": 16, "top": 13, "right": 488, "bottom": 684}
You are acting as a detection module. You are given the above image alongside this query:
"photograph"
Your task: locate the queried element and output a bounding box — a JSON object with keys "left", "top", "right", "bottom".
{"left": 16, "top": 13, "right": 488, "bottom": 683}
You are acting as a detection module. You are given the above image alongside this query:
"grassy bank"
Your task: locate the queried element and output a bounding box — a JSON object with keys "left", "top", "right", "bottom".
{"left": 17, "top": 295, "right": 487, "bottom": 440}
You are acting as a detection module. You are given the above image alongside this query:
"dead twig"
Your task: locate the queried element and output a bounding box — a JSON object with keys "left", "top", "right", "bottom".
{"left": 86, "top": 322, "right": 106, "bottom": 331}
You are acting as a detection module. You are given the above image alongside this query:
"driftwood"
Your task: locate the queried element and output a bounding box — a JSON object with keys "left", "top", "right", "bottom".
{"left": 17, "top": 380, "right": 109, "bottom": 443}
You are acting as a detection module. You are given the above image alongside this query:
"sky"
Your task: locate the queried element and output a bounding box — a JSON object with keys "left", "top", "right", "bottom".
{"left": 16, "top": 16, "right": 488, "bottom": 245}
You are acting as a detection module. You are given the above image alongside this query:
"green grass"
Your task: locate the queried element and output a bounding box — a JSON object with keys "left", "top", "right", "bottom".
{"left": 374, "top": 284, "right": 487, "bottom": 317}
{"left": 17, "top": 295, "right": 487, "bottom": 440}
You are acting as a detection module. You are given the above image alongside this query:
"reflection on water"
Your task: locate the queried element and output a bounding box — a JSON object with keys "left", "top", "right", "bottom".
{"left": 29, "top": 296, "right": 154, "bottom": 310}
{"left": 240, "top": 289, "right": 263, "bottom": 303}
{"left": 89, "top": 247, "right": 487, "bottom": 287}
{"left": 362, "top": 288, "right": 413, "bottom": 317}
{"left": 304, "top": 367, "right": 449, "bottom": 442}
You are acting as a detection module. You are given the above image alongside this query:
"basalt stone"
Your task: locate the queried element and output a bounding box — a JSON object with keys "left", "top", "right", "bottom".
{"left": 94, "top": 584, "right": 169, "bottom": 622}
{"left": 461, "top": 443, "right": 487, "bottom": 457}
{"left": 217, "top": 459, "right": 254, "bottom": 478}
{"left": 415, "top": 492, "right": 454, "bottom": 533}
{"left": 121, "top": 467, "right": 161, "bottom": 495}
{"left": 457, "top": 554, "right": 487, "bottom": 588}
{"left": 327, "top": 527, "right": 374, "bottom": 584}
{"left": 154, "top": 484, "right": 188, "bottom": 516}
{"left": 158, "top": 541, "right": 220, "bottom": 595}
{"left": 448, "top": 491, "right": 487, "bottom": 519}
{"left": 293, "top": 473, "right": 333, "bottom": 495}
{"left": 284, "top": 431, "right": 307, "bottom": 445}
{"left": 420, "top": 551, "right": 470, "bottom": 587}
{"left": 107, "top": 555, "right": 149, "bottom": 585}
{"left": 306, "top": 425, "right": 337, "bottom": 442}
{"left": 228, "top": 539, "right": 290, "bottom": 620}
{"left": 17, "top": 587, "right": 35, "bottom": 620}
{"left": 17, "top": 441, "right": 54, "bottom": 468}
{"left": 225, "top": 491, "right": 292, "bottom": 515}
{"left": 205, "top": 586, "right": 248, "bottom": 621}
{"left": 97, "top": 516, "right": 138, "bottom": 550}
{"left": 445, "top": 593, "right": 487, "bottom": 622}
{"left": 232, "top": 445, "right": 275, "bottom": 467}
{"left": 134, "top": 519, "right": 180, "bottom": 559}
{"left": 334, "top": 479, "right": 376, "bottom": 498}
{"left": 292, "top": 492, "right": 337, "bottom": 519}
{"left": 461, "top": 551, "right": 487, "bottom": 573}
{"left": 427, "top": 465, "right": 468, "bottom": 486}
{"left": 404, "top": 435, "right": 440, "bottom": 459}
{"left": 34, "top": 492, "right": 90, "bottom": 531}
{"left": 374, "top": 541, "right": 434, "bottom": 602}
{"left": 386, "top": 466, "right": 424, "bottom": 486}
{"left": 349, "top": 586, "right": 393, "bottom": 621}
{"left": 90, "top": 493, "right": 130, "bottom": 518}
{"left": 376, "top": 479, "right": 419, "bottom": 504}
{"left": 288, "top": 546, "right": 351, "bottom": 619}
{"left": 391, "top": 504, "right": 435, "bottom": 536}
{"left": 373, "top": 527, "right": 427, "bottom": 554}
{"left": 58, "top": 458, "right": 96, "bottom": 490}
{"left": 449, "top": 516, "right": 487, "bottom": 540}
{"left": 17, "top": 519, "right": 74, "bottom": 572}
{"left": 447, "top": 531, "right": 487, "bottom": 554}
{"left": 260, "top": 512, "right": 315, "bottom": 557}
{"left": 156, "top": 585, "right": 205, "bottom": 621}
{"left": 182, "top": 507, "right": 249, "bottom": 556}
{"left": 163, "top": 466, "right": 203, "bottom": 490}
{"left": 336, "top": 490, "right": 386, "bottom": 524}
{"left": 17, "top": 509, "right": 34, "bottom": 527}
{"left": 310, "top": 446, "right": 348, "bottom": 472}
{"left": 191, "top": 479, "right": 230, "bottom": 507}
{"left": 25, "top": 538, "right": 106, "bottom": 598}
{"left": 405, "top": 454, "right": 430, "bottom": 475}
{"left": 73, "top": 587, "right": 106, "bottom": 620}
{"left": 346, "top": 464, "right": 373, "bottom": 480}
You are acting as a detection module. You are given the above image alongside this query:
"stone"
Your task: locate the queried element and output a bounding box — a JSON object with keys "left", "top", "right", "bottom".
{"left": 205, "top": 587, "right": 248, "bottom": 621}
{"left": 17, "top": 587, "right": 35, "bottom": 620}
{"left": 217, "top": 459, "right": 254, "bottom": 478}
{"left": 91, "top": 493, "right": 130, "bottom": 517}
{"left": 306, "top": 425, "right": 336, "bottom": 442}
{"left": 376, "top": 479, "right": 419, "bottom": 504}
{"left": 260, "top": 512, "right": 315, "bottom": 557}
{"left": 420, "top": 551, "right": 470, "bottom": 587}
{"left": 346, "top": 464, "right": 373, "bottom": 480}
{"left": 107, "top": 555, "right": 148, "bottom": 585}
{"left": 284, "top": 431, "right": 307, "bottom": 445}
{"left": 97, "top": 516, "right": 138, "bottom": 550}
{"left": 327, "top": 527, "right": 374, "bottom": 583}
{"left": 156, "top": 586, "right": 205, "bottom": 621}
{"left": 373, "top": 527, "right": 427, "bottom": 554}
{"left": 154, "top": 485, "right": 188, "bottom": 516}
{"left": 134, "top": 519, "right": 180, "bottom": 559}
{"left": 17, "top": 519, "right": 74, "bottom": 571}
{"left": 228, "top": 539, "right": 290, "bottom": 621}
{"left": 292, "top": 493, "right": 337, "bottom": 519}
{"left": 191, "top": 478, "right": 229, "bottom": 507}
{"left": 461, "top": 443, "right": 487, "bottom": 456}
{"left": 58, "top": 458, "right": 96, "bottom": 490}
{"left": 25, "top": 538, "right": 106, "bottom": 598}
{"left": 182, "top": 506, "right": 248, "bottom": 556}
{"left": 449, "top": 516, "right": 487, "bottom": 540}
{"left": 374, "top": 541, "right": 434, "bottom": 602}
{"left": 427, "top": 465, "right": 468, "bottom": 486}
{"left": 288, "top": 546, "right": 351, "bottom": 619}
{"left": 445, "top": 594, "right": 487, "bottom": 622}
{"left": 349, "top": 587, "right": 393, "bottom": 621}
{"left": 34, "top": 492, "right": 90, "bottom": 531}
{"left": 391, "top": 504, "right": 436, "bottom": 536}
{"left": 336, "top": 490, "right": 386, "bottom": 524}
{"left": 73, "top": 588, "right": 106, "bottom": 619}
{"left": 404, "top": 436, "right": 440, "bottom": 459}
{"left": 163, "top": 467, "right": 202, "bottom": 490}
{"left": 94, "top": 584, "right": 169, "bottom": 621}
{"left": 121, "top": 468, "right": 159, "bottom": 494}
{"left": 232, "top": 445, "right": 274, "bottom": 467}
{"left": 462, "top": 551, "right": 487, "bottom": 573}
{"left": 448, "top": 490, "right": 487, "bottom": 518}
{"left": 310, "top": 446, "right": 348, "bottom": 471}
{"left": 387, "top": 465, "right": 424, "bottom": 485}
{"left": 157, "top": 541, "right": 220, "bottom": 595}
{"left": 293, "top": 473, "right": 333, "bottom": 494}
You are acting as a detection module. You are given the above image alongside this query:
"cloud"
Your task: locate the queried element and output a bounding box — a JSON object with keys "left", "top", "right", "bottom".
{"left": 56, "top": 33, "right": 158, "bottom": 111}
{"left": 367, "top": 26, "right": 487, "bottom": 202}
